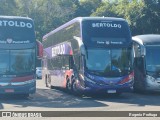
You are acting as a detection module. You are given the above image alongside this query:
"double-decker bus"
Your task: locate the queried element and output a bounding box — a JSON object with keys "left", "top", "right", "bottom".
{"left": 0, "top": 16, "right": 41, "bottom": 97}
{"left": 133, "top": 34, "right": 160, "bottom": 92}
{"left": 42, "top": 17, "right": 134, "bottom": 95}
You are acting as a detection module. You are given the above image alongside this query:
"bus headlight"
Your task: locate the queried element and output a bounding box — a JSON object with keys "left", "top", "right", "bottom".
{"left": 85, "top": 77, "right": 96, "bottom": 84}
{"left": 146, "top": 75, "right": 155, "bottom": 82}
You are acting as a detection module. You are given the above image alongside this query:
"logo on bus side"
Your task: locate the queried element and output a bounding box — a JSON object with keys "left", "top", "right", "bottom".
{"left": 0, "top": 20, "right": 33, "bottom": 28}
{"left": 92, "top": 22, "right": 121, "bottom": 28}
{"left": 52, "top": 44, "right": 65, "bottom": 56}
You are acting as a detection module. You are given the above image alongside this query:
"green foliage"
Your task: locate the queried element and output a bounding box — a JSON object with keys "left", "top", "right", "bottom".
{"left": 91, "top": 1, "right": 118, "bottom": 17}
{"left": 92, "top": 0, "right": 160, "bottom": 35}
{"left": 0, "top": 0, "right": 160, "bottom": 40}
{"left": 78, "top": 0, "right": 102, "bottom": 16}
{"left": 139, "top": 0, "right": 160, "bottom": 34}
{"left": 0, "top": 0, "right": 17, "bottom": 15}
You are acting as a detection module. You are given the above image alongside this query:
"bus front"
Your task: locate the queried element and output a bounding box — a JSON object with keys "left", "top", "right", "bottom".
{"left": 132, "top": 35, "right": 160, "bottom": 92}
{"left": 0, "top": 16, "right": 36, "bottom": 96}
{"left": 145, "top": 45, "right": 160, "bottom": 91}
{"left": 77, "top": 18, "right": 134, "bottom": 94}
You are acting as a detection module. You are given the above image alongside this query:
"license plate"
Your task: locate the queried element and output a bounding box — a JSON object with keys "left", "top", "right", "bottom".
{"left": 5, "top": 89, "right": 14, "bottom": 93}
{"left": 107, "top": 90, "right": 116, "bottom": 93}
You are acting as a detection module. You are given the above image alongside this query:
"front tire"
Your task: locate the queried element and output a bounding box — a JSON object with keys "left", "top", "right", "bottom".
{"left": 66, "top": 78, "right": 71, "bottom": 92}
{"left": 71, "top": 80, "right": 82, "bottom": 96}
{"left": 45, "top": 75, "right": 52, "bottom": 88}
{"left": 71, "top": 80, "right": 77, "bottom": 93}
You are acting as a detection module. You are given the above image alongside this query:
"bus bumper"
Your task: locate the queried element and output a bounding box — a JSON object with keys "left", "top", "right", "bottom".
{"left": 75, "top": 80, "right": 133, "bottom": 94}
{"left": 0, "top": 80, "right": 36, "bottom": 94}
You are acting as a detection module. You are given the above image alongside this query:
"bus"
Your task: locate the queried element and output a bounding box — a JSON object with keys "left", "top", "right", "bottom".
{"left": 0, "top": 16, "right": 42, "bottom": 97}
{"left": 42, "top": 17, "right": 134, "bottom": 95}
{"left": 132, "top": 34, "right": 160, "bottom": 92}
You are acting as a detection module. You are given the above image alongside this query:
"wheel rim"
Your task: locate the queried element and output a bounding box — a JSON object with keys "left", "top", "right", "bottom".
{"left": 72, "top": 81, "right": 77, "bottom": 92}
{"left": 67, "top": 80, "right": 71, "bottom": 90}
{"left": 47, "top": 77, "right": 51, "bottom": 88}
{"left": 45, "top": 77, "right": 48, "bottom": 87}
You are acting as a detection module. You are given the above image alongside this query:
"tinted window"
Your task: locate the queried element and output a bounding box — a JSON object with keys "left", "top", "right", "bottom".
{"left": 85, "top": 48, "right": 132, "bottom": 77}
{"left": 10, "top": 49, "right": 35, "bottom": 74}
{"left": 0, "top": 50, "right": 9, "bottom": 74}
{"left": 0, "top": 49, "right": 35, "bottom": 74}
{"left": 146, "top": 46, "right": 160, "bottom": 72}
{"left": 43, "top": 22, "right": 80, "bottom": 48}
{"left": 48, "top": 56, "right": 71, "bottom": 70}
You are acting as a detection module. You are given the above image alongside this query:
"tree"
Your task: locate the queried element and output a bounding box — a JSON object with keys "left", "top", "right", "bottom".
{"left": 1, "top": 0, "right": 160, "bottom": 39}
{"left": 0, "top": 0, "right": 17, "bottom": 15}
{"left": 116, "top": 0, "right": 144, "bottom": 35}
{"left": 77, "top": 0, "right": 103, "bottom": 16}
{"left": 15, "top": 0, "right": 78, "bottom": 41}
{"left": 91, "top": 1, "right": 118, "bottom": 17}
{"left": 139, "top": 0, "right": 160, "bottom": 34}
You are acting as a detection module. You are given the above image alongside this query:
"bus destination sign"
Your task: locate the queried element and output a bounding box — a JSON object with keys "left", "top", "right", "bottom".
{"left": 92, "top": 22, "right": 122, "bottom": 29}
{"left": 0, "top": 20, "right": 33, "bottom": 28}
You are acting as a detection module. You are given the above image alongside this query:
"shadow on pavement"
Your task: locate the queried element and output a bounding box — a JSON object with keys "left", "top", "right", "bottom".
{"left": 0, "top": 84, "right": 160, "bottom": 110}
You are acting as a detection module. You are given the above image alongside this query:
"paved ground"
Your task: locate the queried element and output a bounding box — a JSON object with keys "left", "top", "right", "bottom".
{"left": 0, "top": 79, "right": 160, "bottom": 120}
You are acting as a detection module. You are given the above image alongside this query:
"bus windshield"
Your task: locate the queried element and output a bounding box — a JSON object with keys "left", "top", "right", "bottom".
{"left": 85, "top": 48, "right": 132, "bottom": 77}
{"left": 146, "top": 46, "right": 160, "bottom": 72}
{"left": 0, "top": 49, "right": 35, "bottom": 75}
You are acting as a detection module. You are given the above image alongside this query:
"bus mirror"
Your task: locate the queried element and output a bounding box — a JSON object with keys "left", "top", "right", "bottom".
{"left": 141, "top": 46, "right": 146, "bottom": 56}
{"left": 80, "top": 45, "right": 86, "bottom": 55}
{"left": 36, "top": 40, "right": 43, "bottom": 59}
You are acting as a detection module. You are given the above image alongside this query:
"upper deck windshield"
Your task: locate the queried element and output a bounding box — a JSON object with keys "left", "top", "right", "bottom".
{"left": 85, "top": 48, "right": 132, "bottom": 77}
{"left": 0, "top": 19, "right": 35, "bottom": 43}
{"left": 146, "top": 46, "right": 160, "bottom": 74}
{"left": 0, "top": 49, "right": 35, "bottom": 75}
{"left": 82, "top": 19, "right": 131, "bottom": 46}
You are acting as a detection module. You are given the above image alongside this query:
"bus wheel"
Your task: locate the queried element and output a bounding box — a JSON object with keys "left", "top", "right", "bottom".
{"left": 71, "top": 80, "right": 81, "bottom": 96}
{"left": 45, "top": 76, "right": 48, "bottom": 87}
{"left": 66, "top": 78, "right": 71, "bottom": 92}
{"left": 46, "top": 76, "right": 52, "bottom": 88}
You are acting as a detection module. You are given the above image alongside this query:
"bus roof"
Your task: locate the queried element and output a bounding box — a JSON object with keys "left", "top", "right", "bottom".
{"left": 0, "top": 15, "right": 32, "bottom": 20}
{"left": 43, "top": 17, "right": 126, "bottom": 40}
{"left": 132, "top": 34, "right": 160, "bottom": 45}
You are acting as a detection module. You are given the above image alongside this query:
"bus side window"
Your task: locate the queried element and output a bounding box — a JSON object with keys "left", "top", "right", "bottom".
{"left": 69, "top": 56, "right": 74, "bottom": 69}
{"left": 59, "top": 56, "right": 64, "bottom": 70}
{"left": 51, "top": 56, "right": 63, "bottom": 70}
{"left": 62, "top": 56, "right": 70, "bottom": 70}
